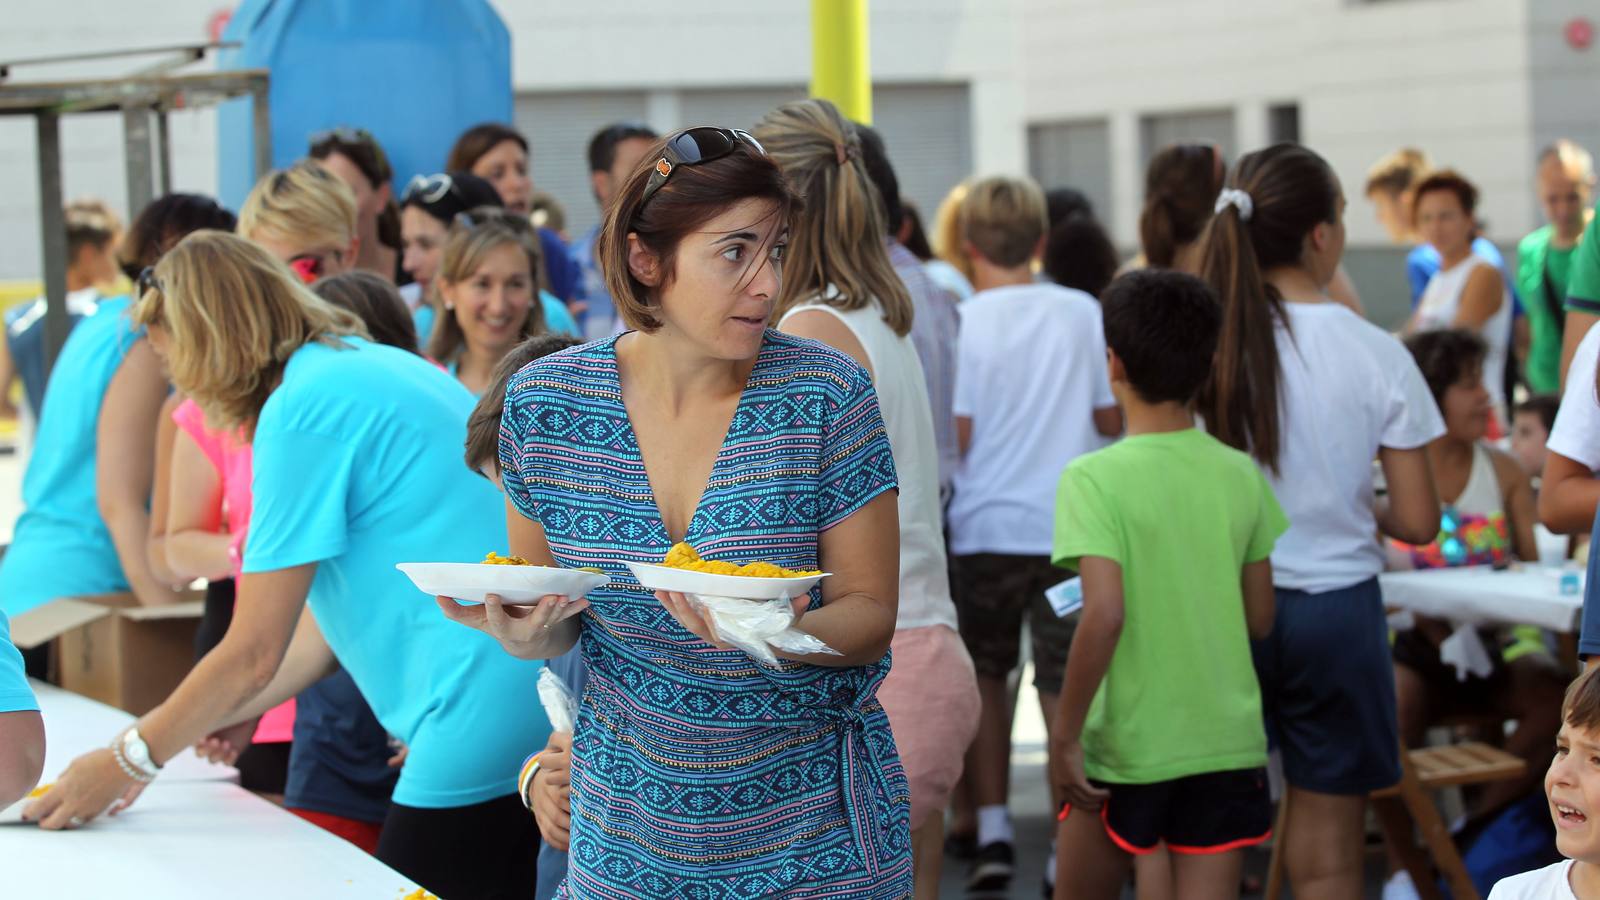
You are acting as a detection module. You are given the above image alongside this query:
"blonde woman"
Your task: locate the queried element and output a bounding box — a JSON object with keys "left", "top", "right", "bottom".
{"left": 425, "top": 208, "right": 550, "bottom": 396}
{"left": 28, "top": 232, "right": 552, "bottom": 900}
{"left": 930, "top": 180, "right": 977, "bottom": 301}
{"left": 758, "top": 98, "right": 980, "bottom": 900}
{"left": 237, "top": 160, "right": 360, "bottom": 283}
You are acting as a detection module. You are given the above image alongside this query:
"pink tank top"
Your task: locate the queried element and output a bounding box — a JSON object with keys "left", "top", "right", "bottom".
{"left": 170, "top": 399, "right": 293, "bottom": 744}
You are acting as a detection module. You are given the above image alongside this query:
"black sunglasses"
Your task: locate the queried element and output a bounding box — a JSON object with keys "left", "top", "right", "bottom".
{"left": 637, "top": 127, "right": 765, "bottom": 215}
{"left": 309, "top": 126, "right": 374, "bottom": 149}
{"left": 402, "top": 173, "right": 458, "bottom": 207}
{"left": 137, "top": 266, "right": 162, "bottom": 299}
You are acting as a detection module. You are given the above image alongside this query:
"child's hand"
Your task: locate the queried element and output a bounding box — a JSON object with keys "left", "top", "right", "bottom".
{"left": 1051, "top": 736, "right": 1110, "bottom": 812}
{"left": 531, "top": 732, "right": 573, "bottom": 851}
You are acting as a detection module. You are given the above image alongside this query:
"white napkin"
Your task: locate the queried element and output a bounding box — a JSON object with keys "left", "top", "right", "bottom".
{"left": 691, "top": 593, "right": 840, "bottom": 666}
{"left": 537, "top": 668, "right": 577, "bottom": 733}
{"left": 1438, "top": 623, "right": 1494, "bottom": 682}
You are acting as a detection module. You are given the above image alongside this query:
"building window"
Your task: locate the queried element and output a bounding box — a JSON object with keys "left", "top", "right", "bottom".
{"left": 1269, "top": 103, "right": 1301, "bottom": 145}
{"left": 1027, "top": 119, "right": 1112, "bottom": 230}
{"left": 1139, "top": 109, "right": 1236, "bottom": 169}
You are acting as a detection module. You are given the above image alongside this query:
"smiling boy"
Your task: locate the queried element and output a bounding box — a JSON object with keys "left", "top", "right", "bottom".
{"left": 1490, "top": 668, "right": 1600, "bottom": 898}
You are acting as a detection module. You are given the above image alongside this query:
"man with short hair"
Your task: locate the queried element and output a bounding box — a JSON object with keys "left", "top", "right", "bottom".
{"left": 573, "top": 122, "right": 658, "bottom": 339}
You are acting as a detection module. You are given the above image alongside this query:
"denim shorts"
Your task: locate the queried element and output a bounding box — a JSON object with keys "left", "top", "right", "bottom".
{"left": 1251, "top": 577, "right": 1401, "bottom": 795}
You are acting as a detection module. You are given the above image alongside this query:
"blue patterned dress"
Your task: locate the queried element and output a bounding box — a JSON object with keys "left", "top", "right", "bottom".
{"left": 498, "top": 332, "right": 913, "bottom": 899}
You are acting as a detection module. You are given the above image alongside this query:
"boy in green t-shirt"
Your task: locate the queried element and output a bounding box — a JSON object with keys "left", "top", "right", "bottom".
{"left": 1049, "top": 270, "right": 1288, "bottom": 899}
{"left": 1520, "top": 140, "right": 1594, "bottom": 393}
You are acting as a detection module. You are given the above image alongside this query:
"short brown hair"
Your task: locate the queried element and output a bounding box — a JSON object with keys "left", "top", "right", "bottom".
{"left": 446, "top": 123, "right": 527, "bottom": 174}
{"left": 118, "top": 194, "right": 237, "bottom": 280}
{"left": 960, "top": 175, "right": 1048, "bottom": 269}
{"left": 1564, "top": 668, "right": 1600, "bottom": 734}
{"left": 311, "top": 271, "right": 419, "bottom": 354}
{"left": 597, "top": 131, "right": 799, "bottom": 332}
{"left": 1365, "top": 147, "right": 1432, "bottom": 198}
{"left": 65, "top": 198, "right": 121, "bottom": 260}
{"left": 1411, "top": 169, "right": 1479, "bottom": 224}
{"left": 464, "top": 333, "right": 582, "bottom": 476}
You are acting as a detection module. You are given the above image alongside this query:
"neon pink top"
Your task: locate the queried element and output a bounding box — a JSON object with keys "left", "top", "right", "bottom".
{"left": 171, "top": 399, "right": 294, "bottom": 744}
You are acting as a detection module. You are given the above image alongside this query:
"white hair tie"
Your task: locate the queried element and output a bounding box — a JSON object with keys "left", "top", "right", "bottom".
{"left": 1215, "top": 188, "right": 1253, "bottom": 222}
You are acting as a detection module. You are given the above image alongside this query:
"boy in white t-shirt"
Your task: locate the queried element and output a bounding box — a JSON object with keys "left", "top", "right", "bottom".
{"left": 1489, "top": 667, "right": 1600, "bottom": 899}
{"left": 946, "top": 174, "right": 1122, "bottom": 892}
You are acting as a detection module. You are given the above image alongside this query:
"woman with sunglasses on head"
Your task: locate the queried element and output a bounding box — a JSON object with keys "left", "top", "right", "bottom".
{"left": 442, "top": 126, "right": 912, "bottom": 897}
{"left": 427, "top": 208, "right": 572, "bottom": 396}
{"left": 399, "top": 174, "right": 579, "bottom": 348}
{"left": 447, "top": 123, "right": 584, "bottom": 305}
{"left": 309, "top": 127, "right": 403, "bottom": 285}
{"left": 27, "top": 231, "right": 554, "bottom": 900}
{"left": 0, "top": 194, "right": 236, "bottom": 634}
{"left": 757, "top": 98, "right": 977, "bottom": 900}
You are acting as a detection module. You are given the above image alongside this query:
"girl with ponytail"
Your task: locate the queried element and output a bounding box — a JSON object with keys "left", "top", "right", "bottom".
{"left": 1197, "top": 143, "right": 1444, "bottom": 898}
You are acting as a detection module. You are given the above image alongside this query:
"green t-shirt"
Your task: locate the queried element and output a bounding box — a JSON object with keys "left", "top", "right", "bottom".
{"left": 1518, "top": 225, "right": 1579, "bottom": 393}
{"left": 1052, "top": 428, "right": 1288, "bottom": 785}
{"left": 1563, "top": 212, "right": 1600, "bottom": 315}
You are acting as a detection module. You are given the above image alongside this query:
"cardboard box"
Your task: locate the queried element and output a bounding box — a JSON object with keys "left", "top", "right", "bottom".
{"left": 11, "top": 592, "right": 204, "bottom": 715}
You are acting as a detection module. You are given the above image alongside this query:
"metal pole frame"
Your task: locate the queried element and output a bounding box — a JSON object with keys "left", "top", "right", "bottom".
{"left": 36, "top": 112, "right": 68, "bottom": 375}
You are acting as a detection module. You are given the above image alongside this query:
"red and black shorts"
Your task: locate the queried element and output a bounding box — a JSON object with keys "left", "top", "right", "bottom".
{"left": 1059, "top": 767, "right": 1272, "bottom": 855}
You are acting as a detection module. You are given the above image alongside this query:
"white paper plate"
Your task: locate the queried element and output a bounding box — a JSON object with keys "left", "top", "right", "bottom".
{"left": 397, "top": 563, "right": 610, "bottom": 607}
{"left": 625, "top": 561, "right": 828, "bottom": 601}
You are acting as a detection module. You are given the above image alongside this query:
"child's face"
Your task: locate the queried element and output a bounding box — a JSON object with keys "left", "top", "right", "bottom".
{"left": 1547, "top": 720, "right": 1600, "bottom": 859}
{"left": 1511, "top": 412, "right": 1551, "bottom": 478}
{"left": 1440, "top": 369, "right": 1490, "bottom": 443}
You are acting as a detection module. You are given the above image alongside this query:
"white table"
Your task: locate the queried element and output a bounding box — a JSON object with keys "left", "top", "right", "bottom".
{"left": 2, "top": 681, "right": 425, "bottom": 898}
{"left": 1379, "top": 564, "right": 1585, "bottom": 632}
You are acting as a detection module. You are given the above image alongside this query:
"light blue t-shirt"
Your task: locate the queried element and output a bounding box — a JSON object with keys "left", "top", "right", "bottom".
{"left": 0, "top": 297, "right": 140, "bottom": 617}
{"left": 0, "top": 611, "right": 37, "bottom": 713}
{"left": 412, "top": 291, "right": 579, "bottom": 351}
{"left": 244, "top": 337, "right": 551, "bottom": 808}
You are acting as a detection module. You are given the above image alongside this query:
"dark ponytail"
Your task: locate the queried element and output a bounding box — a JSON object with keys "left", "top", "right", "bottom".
{"left": 1138, "top": 144, "right": 1224, "bottom": 269}
{"left": 1196, "top": 143, "right": 1341, "bottom": 474}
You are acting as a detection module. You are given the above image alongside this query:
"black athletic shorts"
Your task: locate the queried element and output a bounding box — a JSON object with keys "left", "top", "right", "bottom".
{"left": 1059, "top": 767, "right": 1272, "bottom": 855}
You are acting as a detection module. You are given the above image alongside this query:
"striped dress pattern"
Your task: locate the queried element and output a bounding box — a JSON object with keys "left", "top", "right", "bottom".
{"left": 499, "top": 331, "right": 913, "bottom": 899}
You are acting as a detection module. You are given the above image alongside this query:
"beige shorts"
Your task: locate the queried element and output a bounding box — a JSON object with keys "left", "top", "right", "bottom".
{"left": 878, "top": 623, "right": 981, "bottom": 831}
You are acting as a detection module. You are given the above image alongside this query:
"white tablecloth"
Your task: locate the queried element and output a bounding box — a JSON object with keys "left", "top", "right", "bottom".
{"left": 1378, "top": 565, "right": 1585, "bottom": 633}
{"left": 2, "top": 681, "right": 424, "bottom": 898}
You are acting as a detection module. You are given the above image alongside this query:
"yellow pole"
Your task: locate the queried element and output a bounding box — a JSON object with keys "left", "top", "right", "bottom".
{"left": 810, "top": 0, "right": 872, "bottom": 124}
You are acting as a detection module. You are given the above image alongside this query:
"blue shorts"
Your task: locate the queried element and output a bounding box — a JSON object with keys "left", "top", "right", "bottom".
{"left": 1251, "top": 577, "right": 1400, "bottom": 795}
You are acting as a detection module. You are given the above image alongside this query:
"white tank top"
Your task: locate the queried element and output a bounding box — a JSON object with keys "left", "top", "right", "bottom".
{"left": 1415, "top": 255, "right": 1511, "bottom": 422}
{"left": 1451, "top": 443, "right": 1504, "bottom": 519}
{"left": 780, "top": 296, "right": 958, "bottom": 632}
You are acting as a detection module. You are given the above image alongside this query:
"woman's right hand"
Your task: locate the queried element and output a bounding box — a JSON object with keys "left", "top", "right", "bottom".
{"left": 434, "top": 593, "right": 588, "bottom": 659}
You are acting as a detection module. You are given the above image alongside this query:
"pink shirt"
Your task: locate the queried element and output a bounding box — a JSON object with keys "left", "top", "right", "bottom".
{"left": 170, "top": 399, "right": 293, "bottom": 744}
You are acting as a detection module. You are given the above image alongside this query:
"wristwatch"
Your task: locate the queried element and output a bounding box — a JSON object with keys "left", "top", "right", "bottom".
{"left": 112, "top": 727, "right": 162, "bottom": 783}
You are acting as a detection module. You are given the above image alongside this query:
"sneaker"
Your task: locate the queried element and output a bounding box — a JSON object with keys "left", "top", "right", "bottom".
{"left": 966, "top": 841, "right": 1015, "bottom": 892}
{"left": 944, "top": 830, "right": 978, "bottom": 860}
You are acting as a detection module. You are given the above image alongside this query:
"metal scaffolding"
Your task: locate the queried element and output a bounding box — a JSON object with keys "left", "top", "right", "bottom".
{"left": 0, "top": 43, "right": 270, "bottom": 373}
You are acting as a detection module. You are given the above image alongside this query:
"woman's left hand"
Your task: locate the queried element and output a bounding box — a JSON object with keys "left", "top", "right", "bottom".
{"left": 23, "top": 748, "right": 146, "bottom": 830}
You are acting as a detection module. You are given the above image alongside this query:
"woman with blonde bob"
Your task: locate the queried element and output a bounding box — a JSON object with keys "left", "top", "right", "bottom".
{"left": 758, "top": 97, "right": 980, "bottom": 899}
{"left": 426, "top": 208, "right": 552, "bottom": 395}
{"left": 29, "top": 231, "right": 554, "bottom": 900}
{"left": 238, "top": 160, "right": 359, "bottom": 283}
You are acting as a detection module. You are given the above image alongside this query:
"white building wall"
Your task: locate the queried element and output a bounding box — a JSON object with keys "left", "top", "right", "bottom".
{"left": 1020, "top": 0, "right": 1536, "bottom": 250}
{"left": 0, "top": 0, "right": 222, "bottom": 281}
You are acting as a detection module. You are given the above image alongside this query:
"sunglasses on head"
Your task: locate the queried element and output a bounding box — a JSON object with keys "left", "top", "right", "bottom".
{"left": 453, "top": 208, "right": 533, "bottom": 232}
{"left": 402, "top": 173, "right": 458, "bottom": 207}
{"left": 137, "top": 266, "right": 162, "bottom": 299}
{"left": 636, "top": 127, "right": 765, "bottom": 216}
{"left": 309, "top": 126, "right": 375, "bottom": 150}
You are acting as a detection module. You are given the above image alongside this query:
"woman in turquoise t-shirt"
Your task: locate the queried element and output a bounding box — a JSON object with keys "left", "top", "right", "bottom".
{"left": 0, "top": 194, "right": 237, "bottom": 624}
{"left": 28, "top": 232, "right": 552, "bottom": 900}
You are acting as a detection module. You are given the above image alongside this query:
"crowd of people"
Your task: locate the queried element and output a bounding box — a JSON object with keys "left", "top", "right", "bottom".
{"left": 0, "top": 98, "right": 1599, "bottom": 900}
